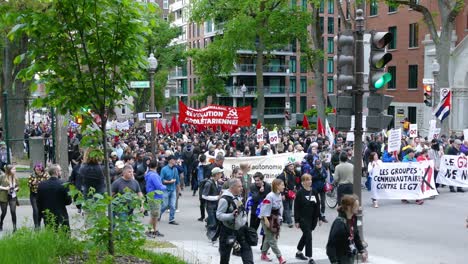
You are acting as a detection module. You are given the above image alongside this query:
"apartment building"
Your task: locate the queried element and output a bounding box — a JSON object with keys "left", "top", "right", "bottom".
{"left": 167, "top": 0, "right": 339, "bottom": 125}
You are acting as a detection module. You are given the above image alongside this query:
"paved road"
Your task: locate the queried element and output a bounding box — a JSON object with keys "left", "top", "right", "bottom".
{"left": 2, "top": 187, "right": 467, "bottom": 264}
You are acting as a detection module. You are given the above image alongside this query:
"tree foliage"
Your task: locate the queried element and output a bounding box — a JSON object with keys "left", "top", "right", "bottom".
{"left": 190, "top": 0, "right": 311, "bottom": 121}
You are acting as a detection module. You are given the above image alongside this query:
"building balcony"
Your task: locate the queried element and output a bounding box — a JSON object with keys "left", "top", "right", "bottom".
{"left": 169, "top": 0, "right": 186, "bottom": 12}
{"left": 251, "top": 107, "right": 285, "bottom": 118}
{"left": 169, "top": 69, "right": 187, "bottom": 80}
{"left": 232, "top": 64, "right": 289, "bottom": 75}
{"left": 223, "top": 86, "right": 290, "bottom": 97}
{"left": 173, "top": 87, "right": 188, "bottom": 96}
{"left": 237, "top": 44, "right": 295, "bottom": 55}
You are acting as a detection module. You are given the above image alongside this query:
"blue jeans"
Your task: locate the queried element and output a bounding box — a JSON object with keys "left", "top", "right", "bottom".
{"left": 282, "top": 199, "right": 293, "bottom": 225}
{"left": 160, "top": 190, "right": 176, "bottom": 222}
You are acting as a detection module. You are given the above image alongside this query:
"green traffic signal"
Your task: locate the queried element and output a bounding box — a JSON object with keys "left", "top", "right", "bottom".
{"left": 373, "top": 72, "right": 392, "bottom": 89}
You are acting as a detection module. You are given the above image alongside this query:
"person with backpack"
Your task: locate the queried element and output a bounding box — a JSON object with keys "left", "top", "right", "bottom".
{"left": 202, "top": 167, "right": 223, "bottom": 244}
{"left": 326, "top": 195, "right": 367, "bottom": 264}
{"left": 197, "top": 154, "right": 209, "bottom": 221}
{"left": 216, "top": 178, "right": 253, "bottom": 264}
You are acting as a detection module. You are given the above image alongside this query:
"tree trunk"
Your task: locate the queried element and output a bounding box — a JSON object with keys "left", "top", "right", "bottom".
{"left": 55, "top": 113, "right": 70, "bottom": 178}
{"left": 101, "top": 119, "right": 114, "bottom": 255}
{"left": 256, "top": 38, "right": 265, "bottom": 124}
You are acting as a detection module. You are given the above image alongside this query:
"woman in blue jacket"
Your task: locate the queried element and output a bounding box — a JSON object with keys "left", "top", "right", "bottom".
{"left": 310, "top": 159, "right": 328, "bottom": 223}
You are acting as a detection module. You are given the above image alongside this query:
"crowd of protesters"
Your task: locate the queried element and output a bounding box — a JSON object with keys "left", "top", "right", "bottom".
{"left": 0, "top": 120, "right": 466, "bottom": 264}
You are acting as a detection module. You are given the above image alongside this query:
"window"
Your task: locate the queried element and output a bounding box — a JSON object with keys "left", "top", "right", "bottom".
{"left": 387, "top": 66, "right": 396, "bottom": 89}
{"left": 300, "top": 96, "right": 307, "bottom": 112}
{"left": 290, "top": 77, "right": 297, "bottom": 93}
{"left": 409, "top": 23, "right": 419, "bottom": 48}
{"left": 408, "top": 107, "right": 417, "bottom": 124}
{"left": 300, "top": 77, "right": 307, "bottom": 93}
{"left": 289, "top": 57, "right": 297, "bottom": 73}
{"left": 121, "top": 107, "right": 126, "bottom": 115}
{"left": 327, "top": 17, "right": 334, "bottom": 34}
{"left": 328, "top": 0, "right": 334, "bottom": 14}
{"left": 300, "top": 56, "right": 307, "bottom": 73}
{"left": 319, "top": 0, "right": 324, "bottom": 13}
{"left": 327, "top": 57, "right": 334, "bottom": 73}
{"left": 327, "top": 37, "right": 334, "bottom": 53}
{"left": 388, "top": 5, "right": 397, "bottom": 13}
{"left": 290, "top": 98, "right": 297, "bottom": 113}
{"left": 319, "top": 17, "right": 324, "bottom": 33}
{"left": 408, "top": 65, "right": 418, "bottom": 89}
{"left": 370, "top": 0, "right": 378, "bottom": 16}
{"left": 163, "top": 0, "right": 168, "bottom": 10}
{"left": 327, "top": 78, "right": 334, "bottom": 93}
{"left": 388, "top": 26, "right": 397, "bottom": 49}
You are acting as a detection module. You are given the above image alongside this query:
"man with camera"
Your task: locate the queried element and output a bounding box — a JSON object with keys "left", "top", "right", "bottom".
{"left": 216, "top": 178, "right": 253, "bottom": 264}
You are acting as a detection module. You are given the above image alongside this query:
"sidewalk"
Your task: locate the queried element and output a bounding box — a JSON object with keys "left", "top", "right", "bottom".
{"left": 149, "top": 239, "right": 404, "bottom": 264}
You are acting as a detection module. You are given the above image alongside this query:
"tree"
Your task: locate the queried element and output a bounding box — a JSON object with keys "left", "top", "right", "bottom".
{"left": 385, "top": 0, "right": 464, "bottom": 135}
{"left": 190, "top": 0, "right": 311, "bottom": 122}
{"left": 0, "top": 0, "right": 45, "bottom": 159}
{"left": 15, "top": 0, "right": 159, "bottom": 254}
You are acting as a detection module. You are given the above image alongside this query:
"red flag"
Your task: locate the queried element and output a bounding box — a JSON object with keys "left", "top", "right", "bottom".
{"left": 165, "top": 122, "right": 171, "bottom": 134}
{"left": 171, "top": 115, "right": 179, "bottom": 133}
{"left": 256, "top": 120, "right": 262, "bottom": 129}
{"left": 302, "top": 115, "right": 310, "bottom": 130}
{"left": 317, "top": 117, "right": 325, "bottom": 135}
{"left": 157, "top": 119, "right": 164, "bottom": 134}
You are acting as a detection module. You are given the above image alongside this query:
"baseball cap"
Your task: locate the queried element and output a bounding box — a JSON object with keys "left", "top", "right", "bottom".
{"left": 115, "top": 160, "right": 125, "bottom": 169}
{"left": 285, "top": 161, "right": 294, "bottom": 167}
{"left": 211, "top": 167, "right": 224, "bottom": 175}
{"left": 111, "top": 152, "right": 117, "bottom": 157}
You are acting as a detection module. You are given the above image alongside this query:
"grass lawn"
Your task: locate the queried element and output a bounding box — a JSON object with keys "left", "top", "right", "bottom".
{"left": 18, "top": 177, "right": 30, "bottom": 199}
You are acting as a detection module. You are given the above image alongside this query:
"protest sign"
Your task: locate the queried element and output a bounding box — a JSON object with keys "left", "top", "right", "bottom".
{"left": 116, "top": 120, "right": 130, "bottom": 131}
{"left": 371, "top": 160, "right": 437, "bottom": 199}
{"left": 269, "top": 131, "right": 279, "bottom": 144}
{"left": 178, "top": 101, "right": 251, "bottom": 127}
{"left": 257, "top": 129, "right": 264, "bottom": 142}
{"left": 145, "top": 123, "right": 151, "bottom": 133}
{"left": 437, "top": 155, "right": 468, "bottom": 187}
{"left": 223, "top": 153, "right": 306, "bottom": 183}
{"left": 409, "top": 124, "right": 418, "bottom": 138}
{"left": 387, "top": 129, "right": 402, "bottom": 152}
{"left": 346, "top": 132, "right": 354, "bottom": 142}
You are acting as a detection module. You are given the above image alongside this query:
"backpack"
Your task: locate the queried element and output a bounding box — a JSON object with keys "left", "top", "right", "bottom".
{"left": 222, "top": 195, "right": 258, "bottom": 246}
{"left": 200, "top": 179, "right": 218, "bottom": 198}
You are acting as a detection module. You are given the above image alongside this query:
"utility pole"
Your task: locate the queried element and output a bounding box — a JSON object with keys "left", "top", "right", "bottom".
{"left": 353, "top": 9, "right": 365, "bottom": 239}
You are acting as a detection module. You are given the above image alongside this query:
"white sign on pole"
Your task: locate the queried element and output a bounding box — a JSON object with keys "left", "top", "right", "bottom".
{"left": 256, "top": 129, "right": 264, "bottom": 142}
{"left": 409, "top": 124, "right": 418, "bottom": 138}
{"left": 388, "top": 128, "right": 402, "bottom": 152}
{"left": 428, "top": 126, "right": 441, "bottom": 140}
{"left": 269, "top": 131, "right": 279, "bottom": 144}
{"left": 346, "top": 132, "right": 355, "bottom": 142}
{"left": 464, "top": 129, "right": 468, "bottom": 141}
{"left": 145, "top": 123, "right": 151, "bottom": 133}
{"left": 130, "top": 81, "right": 150, "bottom": 88}
{"left": 138, "top": 112, "right": 145, "bottom": 121}
{"left": 440, "top": 88, "right": 450, "bottom": 100}
{"left": 422, "top": 78, "right": 435, "bottom": 84}
{"left": 165, "top": 89, "right": 170, "bottom": 98}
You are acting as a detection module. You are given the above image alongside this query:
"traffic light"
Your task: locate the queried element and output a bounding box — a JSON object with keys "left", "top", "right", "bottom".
{"left": 334, "top": 30, "right": 355, "bottom": 90}
{"left": 366, "top": 94, "right": 394, "bottom": 131}
{"left": 76, "top": 115, "right": 83, "bottom": 125}
{"left": 369, "top": 31, "right": 393, "bottom": 91}
{"left": 423, "top": 84, "right": 432, "bottom": 106}
{"left": 327, "top": 94, "right": 354, "bottom": 131}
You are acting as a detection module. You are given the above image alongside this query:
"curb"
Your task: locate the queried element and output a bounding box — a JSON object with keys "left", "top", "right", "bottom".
{"left": 148, "top": 245, "right": 205, "bottom": 264}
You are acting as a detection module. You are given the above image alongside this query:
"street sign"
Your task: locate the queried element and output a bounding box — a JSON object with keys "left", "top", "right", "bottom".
{"left": 440, "top": 88, "right": 450, "bottom": 99}
{"left": 422, "top": 78, "right": 434, "bottom": 84}
{"left": 130, "top": 81, "right": 150, "bottom": 88}
{"left": 145, "top": 112, "right": 163, "bottom": 119}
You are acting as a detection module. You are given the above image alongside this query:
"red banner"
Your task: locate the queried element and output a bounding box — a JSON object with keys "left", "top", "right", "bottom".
{"left": 178, "top": 101, "right": 252, "bottom": 127}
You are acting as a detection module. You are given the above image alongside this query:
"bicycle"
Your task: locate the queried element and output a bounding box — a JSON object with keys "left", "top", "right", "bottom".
{"left": 325, "top": 174, "right": 338, "bottom": 208}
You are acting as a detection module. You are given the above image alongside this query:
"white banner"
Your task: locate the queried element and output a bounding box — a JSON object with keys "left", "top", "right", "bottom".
{"left": 437, "top": 155, "right": 468, "bottom": 187}
{"left": 116, "top": 120, "right": 130, "bottom": 131}
{"left": 256, "top": 129, "right": 264, "bottom": 142}
{"left": 409, "top": 124, "right": 418, "bottom": 138}
{"left": 223, "top": 153, "right": 307, "bottom": 183}
{"left": 388, "top": 129, "right": 402, "bottom": 152}
{"left": 269, "top": 131, "right": 279, "bottom": 145}
{"left": 371, "top": 160, "right": 437, "bottom": 199}
{"left": 464, "top": 129, "right": 468, "bottom": 141}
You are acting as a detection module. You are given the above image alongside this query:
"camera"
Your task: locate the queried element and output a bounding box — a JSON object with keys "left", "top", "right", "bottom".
{"left": 348, "top": 239, "right": 358, "bottom": 256}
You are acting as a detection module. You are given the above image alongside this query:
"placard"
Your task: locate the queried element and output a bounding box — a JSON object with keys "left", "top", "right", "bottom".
{"left": 409, "top": 124, "right": 418, "bottom": 138}
{"left": 257, "top": 129, "right": 264, "bottom": 142}
{"left": 145, "top": 123, "right": 151, "bottom": 133}
{"left": 388, "top": 129, "right": 402, "bottom": 152}
{"left": 269, "top": 131, "right": 279, "bottom": 144}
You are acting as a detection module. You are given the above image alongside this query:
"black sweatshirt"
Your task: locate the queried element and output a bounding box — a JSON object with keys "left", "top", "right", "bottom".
{"left": 294, "top": 187, "right": 321, "bottom": 230}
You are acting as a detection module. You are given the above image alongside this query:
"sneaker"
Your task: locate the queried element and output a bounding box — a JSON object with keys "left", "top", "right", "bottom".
{"left": 176, "top": 209, "right": 180, "bottom": 213}
{"left": 169, "top": 221, "right": 179, "bottom": 225}
{"left": 457, "top": 188, "right": 465, "bottom": 193}
{"left": 155, "top": 231, "right": 164, "bottom": 237}
{"left": 321, "top": 217, "right": 329, "bottom": 223}
{"left": 295, "top": 252, "right": 308, "bottom": 260}
{"left": 308, "top": 259, "right": 317, "bottom": 264}
{"left": 415, "top": 200, "right": 424, "bottom": 205}
{"left": 261, "top": 252, "right": 272, "bottom": 262}
{"left": 373, "top": 201, "right": 379, "bottom": 208}
{"left": 278, "top": 256, "right": 286, "bottom": 264}
{"left": 450, "top": 188, "right": 457, "bottom": 193}
{"left": 401, "top": 199, "right": 410, "bottom": 204}
{"left": 197, "top": 217, "right": 204, "bottom": 222}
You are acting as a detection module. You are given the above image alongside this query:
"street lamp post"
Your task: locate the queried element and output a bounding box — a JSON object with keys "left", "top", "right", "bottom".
{"left": 285, "top": 69, "right": 290, "bottom": 131}
{"left": 148, "top": 53, "right": 158, "bottom": 155}
{"left": 241, "top": 84, "right": 247, "bottom": 106}
{"left": 432, "top": 59, "right": 440, "bottom": 109}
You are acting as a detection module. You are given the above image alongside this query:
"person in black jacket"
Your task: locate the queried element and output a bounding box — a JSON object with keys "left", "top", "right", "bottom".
{"left": 294, "top": 174, "right": 322, "bottom": 264}
{"left": 249, "top": 172, "right": 271, "bottom": 231}
{"left": 79, "top": 148, "right": 105, "bottom": 196}
{"left": 326, "top": 194, "right": 368, "bottom": 264}
{"left": 37, "top": 164, "right": 72, "bottom": 231}
{"left": 310, "top": 159, "right": 328, "bottom": 223}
